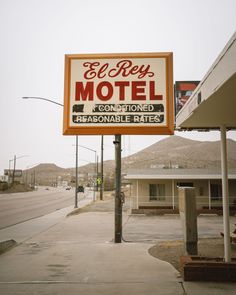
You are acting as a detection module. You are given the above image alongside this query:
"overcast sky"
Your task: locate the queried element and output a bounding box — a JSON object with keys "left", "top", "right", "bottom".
{"left": 0, "top": 0, "right": 235, "bottom": 174}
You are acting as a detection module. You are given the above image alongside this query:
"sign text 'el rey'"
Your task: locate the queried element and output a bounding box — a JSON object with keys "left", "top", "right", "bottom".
{"left": 63, "top": 53, "right": 174, "bottom": 135}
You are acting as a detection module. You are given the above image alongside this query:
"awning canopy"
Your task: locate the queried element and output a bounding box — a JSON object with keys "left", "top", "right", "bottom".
{"left": 175, "top": 32, "right": 236, "bottom": 263}
{"left": 125, "top": 168, "right": 236, "bottom": 180}
{"left": 176, "top": 32, "right": 236, "bottom": 130}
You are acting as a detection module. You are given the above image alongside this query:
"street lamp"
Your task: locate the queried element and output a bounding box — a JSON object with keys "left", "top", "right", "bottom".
{"left": 78, "top": 144, "right": 97, "bottom": 201}
{"left": 8, "top": 155, "right": 29, "bottom": 185}
{"left": 79, "top": 145, "right": 97, "bottom": 170}
{"left": 22, "top": 96, "right": 105, "bottom": 205}
{"left": 22, "top": 96, "right": 79, "bottom": 208}
{"left": 25, "top": 163, "right": 40, "bottom": 187}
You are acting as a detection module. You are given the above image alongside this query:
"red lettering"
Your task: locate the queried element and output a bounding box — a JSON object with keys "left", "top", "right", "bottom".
{"left": 96, "top": 81, "right": 113, "bottom": 101}
{"left": 149, "top": 81, "right": 163, "bottom": 100}
{"left": 98, "top": 63, "right": 109, "bottom": 79}
{"left": 82, "top": 60, "right": 155, "bottom": 80}
{"left": 130, "top": 65, "right": 139, "bottom": 75}
{"left": 107, "top": 60, "right": 154, "bottom": 79}
{"left": 75, "top": 81, "right": 93, "bottom": 101}
{"left": 83, "top": 62, "right": 100, "bottom": 79}
{"left": 132, "top": 81, "right": 146, "bottom": 100}
{"left": 114, "top": 81, "right": 129, "bottom": 100}
{"left": 108, "top": 60, "right": 132, "bottom": 78}
{"left": 138, "top": 65, "right": 154, "bottom": 78}
{"left": 75, "top": 80, "right": 162, "bottom": 102}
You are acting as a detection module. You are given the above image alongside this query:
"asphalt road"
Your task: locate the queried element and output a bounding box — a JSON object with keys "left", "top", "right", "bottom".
{"left": 0, "top": 187, "right": 75, "bottom": 229}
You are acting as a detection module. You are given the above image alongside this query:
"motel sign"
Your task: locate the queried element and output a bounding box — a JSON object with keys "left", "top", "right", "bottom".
{"left": 63, "top": 53, "right": 174, "bottom": 135}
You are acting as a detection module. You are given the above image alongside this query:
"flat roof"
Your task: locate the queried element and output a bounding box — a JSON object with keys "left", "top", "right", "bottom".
{"left": 124, "top": 168, "right": 236, "bottom": 180}
{"left": 176, "top": 32, "right": 236, "bottom": 130}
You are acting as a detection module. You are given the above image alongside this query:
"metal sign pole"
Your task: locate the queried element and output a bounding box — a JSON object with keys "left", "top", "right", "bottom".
{"left": 114, "top": 134, "right": 122, "bottom": 243}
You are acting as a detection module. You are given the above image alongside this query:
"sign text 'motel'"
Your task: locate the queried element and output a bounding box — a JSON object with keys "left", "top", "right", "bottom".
{"left": 63, "top": 53, "right": 174, "bottom": 135}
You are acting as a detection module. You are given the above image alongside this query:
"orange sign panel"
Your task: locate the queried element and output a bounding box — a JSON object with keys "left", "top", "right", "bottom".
{"left": 63, "top": 52, "right": 174, "bottom": 135}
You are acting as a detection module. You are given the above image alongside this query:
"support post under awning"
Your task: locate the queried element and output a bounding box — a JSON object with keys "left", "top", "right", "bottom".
{"left": 220, "top": 125, "right": 231, "bottom": 262}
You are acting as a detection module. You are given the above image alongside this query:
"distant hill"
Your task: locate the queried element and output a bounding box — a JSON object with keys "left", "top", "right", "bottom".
{"left": 122, "top": 135, "right": 236, "bottom": 169}
{"left": 23, "top": 135, "right": 236, "bottom": 185}
{"left": 23, "top": 163, "right": 71, "bottom": 186}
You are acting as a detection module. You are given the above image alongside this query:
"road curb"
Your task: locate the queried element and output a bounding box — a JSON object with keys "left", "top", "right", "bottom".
{"left": 0, "top": 239, "right": 17, "bottom": 254}
{"left": 66, "top": 201, "right": 93, "bottom": 217}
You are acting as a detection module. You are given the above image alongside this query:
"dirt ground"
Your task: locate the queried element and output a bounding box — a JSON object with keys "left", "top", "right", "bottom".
{"left": 149, "top": 238, "right": 236, "bottom": 272}
{"left": 0, "top": 183, "right": 33, "bottom": 194}
{"left": 71, "top": 191, "right": 131, "bottom": 214}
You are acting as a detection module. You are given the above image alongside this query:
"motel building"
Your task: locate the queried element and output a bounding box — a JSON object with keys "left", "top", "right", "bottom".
{"left": 125, "top": 32, "right": 236, "bottom": 219}
{"left": 125, "top": 168, "right": 236, "bottom": 214}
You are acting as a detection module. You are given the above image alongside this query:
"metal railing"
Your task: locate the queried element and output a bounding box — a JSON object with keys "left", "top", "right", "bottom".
{"left": 131, "top": 195, "right": 236, "bottom": 210}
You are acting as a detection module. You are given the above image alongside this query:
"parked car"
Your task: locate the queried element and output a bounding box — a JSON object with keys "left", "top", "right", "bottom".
{"left": 77, "top": 186, "right": 84, "bottom": 193}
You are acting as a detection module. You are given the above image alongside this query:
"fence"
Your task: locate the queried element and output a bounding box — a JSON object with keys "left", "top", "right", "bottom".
{"left": 131, "top": 195, "right": 236, "bottom": 211}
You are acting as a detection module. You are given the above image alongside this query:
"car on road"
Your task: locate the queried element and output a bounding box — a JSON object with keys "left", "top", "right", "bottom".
{"left": 77, "top": 186, "right": 84, "bottom": 193}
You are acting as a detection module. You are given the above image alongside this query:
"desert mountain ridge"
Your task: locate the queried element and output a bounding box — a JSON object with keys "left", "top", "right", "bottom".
{"left": 122, "top": 135, "right": 236, "bottom": 169}
{"left": 23, "top": 135, "right": 236, "bottom": 186}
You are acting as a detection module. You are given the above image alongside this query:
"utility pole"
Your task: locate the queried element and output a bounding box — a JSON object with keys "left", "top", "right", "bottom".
{"left": 25, "top": 170, "right": 28, "bottom": 186}
{"left": 114, "top": 135, "right": 122, "bottom": 243}
{"left": 75, "top": 135, "right": 78, "bottom": 208}
{"left": 8, "top": 160, "right": 12, "bottom": 185}
{"left": 12, "top": 155, "right": 16, "bottom": 185}
{"left": 96, "top": 155, "right": 99, "bottom": 191}
{"left": 100, "top": 135, "right": 104, "bottom": 200}
{"left": 34, "top": 170, "right": 36, "bottom": 188}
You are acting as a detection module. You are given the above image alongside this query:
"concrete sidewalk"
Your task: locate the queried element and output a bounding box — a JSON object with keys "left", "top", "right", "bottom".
{"left": 1, "top": 203, "right": 236, "bottom": 294}
{"left": 0, "top": 211, "right": 184, "bottom": 295}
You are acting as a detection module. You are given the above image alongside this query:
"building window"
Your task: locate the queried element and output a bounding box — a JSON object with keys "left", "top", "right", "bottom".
{"left": 199, "top": 187, "right": 204, "bottom": 196}
{"left": 210, "top": 183, "right": 222, "bottom": 200}
{"left": 177, "top": 182, "right": 194, "bottom": 187}
{"left": 149, "top": 184, "right": 165, "bottom": 201}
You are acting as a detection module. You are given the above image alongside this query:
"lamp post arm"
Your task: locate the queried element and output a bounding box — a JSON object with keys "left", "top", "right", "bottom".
{"left": 9, "top": 155, "right": 29, "bottom": 162}
{"left": 78, "top": 145, "right": 96, "bottom": 154}
{"left": 22, "top": 97, "right": 63, "bottom": 107}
